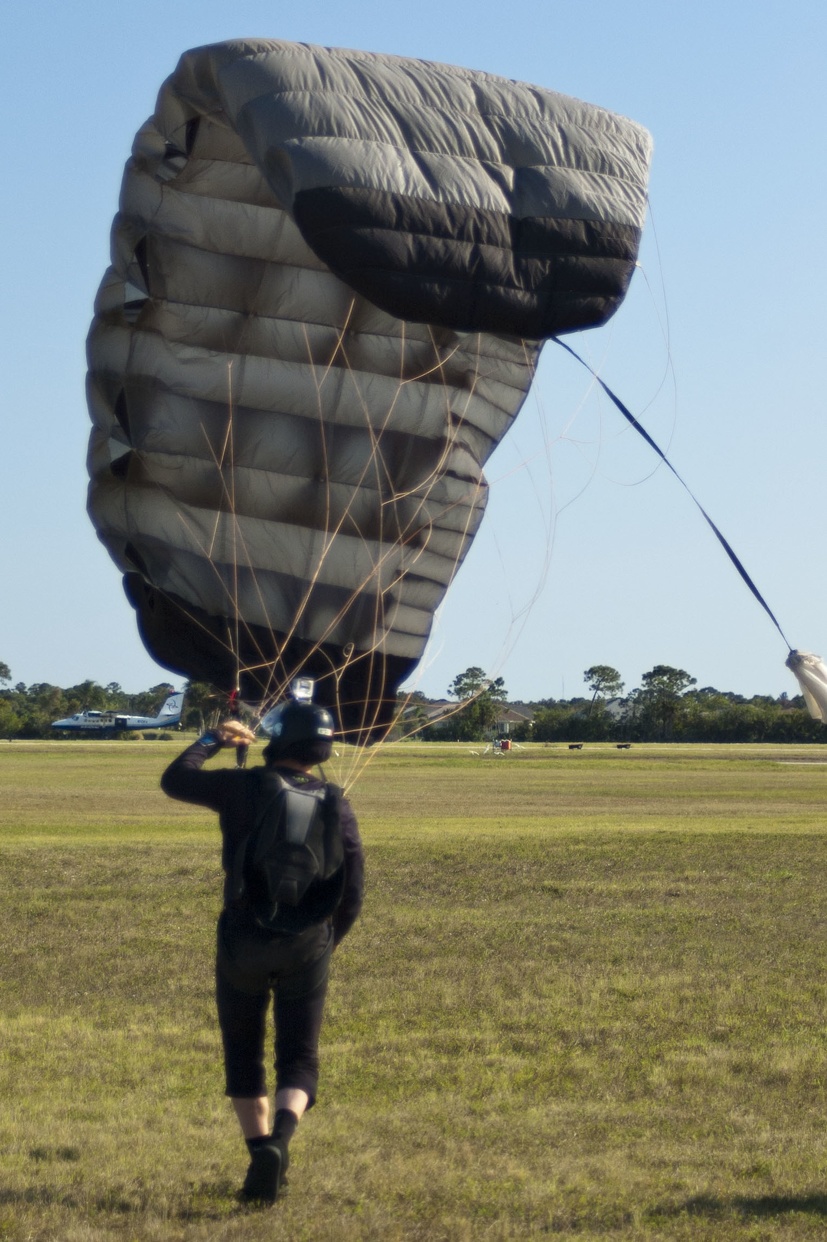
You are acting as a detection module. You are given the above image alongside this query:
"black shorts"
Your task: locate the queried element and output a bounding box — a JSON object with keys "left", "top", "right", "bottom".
{"left": 215, "top": 912, "right": 333, "bottom": 1102}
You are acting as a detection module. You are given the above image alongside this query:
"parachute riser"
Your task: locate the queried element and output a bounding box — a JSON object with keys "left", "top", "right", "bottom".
{"left": 554, "top": 338, "right": 793, "bottom": 654}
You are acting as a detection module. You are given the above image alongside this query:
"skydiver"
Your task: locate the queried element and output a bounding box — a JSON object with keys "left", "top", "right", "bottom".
{"left": 160, "top": 703, "right": 364, "bottom": 1205}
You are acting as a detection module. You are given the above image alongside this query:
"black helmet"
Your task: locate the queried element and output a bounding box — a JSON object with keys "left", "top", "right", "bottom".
{"left": 260, "top": 700, "right": 335, "bottom": 760}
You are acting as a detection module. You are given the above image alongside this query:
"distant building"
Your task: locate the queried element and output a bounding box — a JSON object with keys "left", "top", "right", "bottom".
{"left": 495, "top": 706, "right": 534, "bottom": 736}
{"left": 602, "top": 698, "right": 628, "bottom": 721}
{"left": 399, "top": 699, "right": 534, "bottom": 740}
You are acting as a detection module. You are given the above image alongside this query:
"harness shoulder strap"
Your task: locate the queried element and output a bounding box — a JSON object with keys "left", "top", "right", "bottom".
{"left": 229, "top": 769, "right": 285, "bottom": 901}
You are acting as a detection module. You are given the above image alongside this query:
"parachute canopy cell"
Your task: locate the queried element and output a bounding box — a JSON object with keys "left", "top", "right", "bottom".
{"left": 86, "top": 39, "right": 652, "bottom": 739}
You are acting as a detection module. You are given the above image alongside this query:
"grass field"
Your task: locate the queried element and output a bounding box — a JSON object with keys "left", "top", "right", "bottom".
{"left": 1, "top": 739, "right": 826, "bottom": 1240}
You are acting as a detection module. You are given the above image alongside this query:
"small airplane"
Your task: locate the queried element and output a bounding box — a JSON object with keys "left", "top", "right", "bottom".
{"left": 52, "top": 691, "right": 185, "bottom": 733}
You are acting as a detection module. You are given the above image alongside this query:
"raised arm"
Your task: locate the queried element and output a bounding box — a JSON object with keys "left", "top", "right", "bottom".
{"left": 160, "top": 721, "right": 256, "bottom": 807}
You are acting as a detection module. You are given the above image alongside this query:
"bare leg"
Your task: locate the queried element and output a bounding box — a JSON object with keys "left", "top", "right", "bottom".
{"left": 275, "top": 1087, "right": 309, "bottom": 1120}
{"left": 232, "top": 1095, "right": 270, "bottom": 1139}
{"left": 232, "top": 1089, "right": 308, "bottom": 1139}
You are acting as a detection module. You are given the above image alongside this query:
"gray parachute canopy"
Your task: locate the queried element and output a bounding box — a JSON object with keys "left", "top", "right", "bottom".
{"left": 87, "top": 39, "right": 651, "bottom": 739}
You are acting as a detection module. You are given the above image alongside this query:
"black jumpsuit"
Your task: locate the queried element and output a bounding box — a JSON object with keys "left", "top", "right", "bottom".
{"left": 161, "top": 741, "right": 364, "bottom": 1104}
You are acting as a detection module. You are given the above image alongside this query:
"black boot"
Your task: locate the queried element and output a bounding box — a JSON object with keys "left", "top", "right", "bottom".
{"left": 241, "top": 1135, "right": 285, "bottom": 1205}
{"left": 240, "top": 1109, "right": 299, "bottom": 1204}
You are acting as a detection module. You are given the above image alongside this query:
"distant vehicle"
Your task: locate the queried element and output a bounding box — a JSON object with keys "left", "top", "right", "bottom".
{"left": 52, "top": 691, "right": 184, "bottom": 733}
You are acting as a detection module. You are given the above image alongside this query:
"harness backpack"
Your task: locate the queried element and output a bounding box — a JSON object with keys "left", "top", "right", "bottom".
{"left": 229, "top": 771, "right": 345, "bottom": 933}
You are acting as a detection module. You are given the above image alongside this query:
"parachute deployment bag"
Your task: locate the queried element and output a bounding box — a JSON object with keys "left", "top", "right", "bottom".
{"left": 230, "top": 772, "right": 345, "bottom": 933}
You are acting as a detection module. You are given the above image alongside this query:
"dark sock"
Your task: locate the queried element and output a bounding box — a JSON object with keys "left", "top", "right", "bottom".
{"left": 246, "top": 1134, "right": 273, "bottom": 1155}
{"left": 272, "top": 1108, "right": 299, "bottom": 1144}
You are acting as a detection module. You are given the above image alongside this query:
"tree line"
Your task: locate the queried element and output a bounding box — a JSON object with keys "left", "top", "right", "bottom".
{"left": 1, "top": 661, "right": 822, "bottom": 744}
{"left": 411, "top": 663, "right": 826, "bottom": 744}
{"left": 0, "top": 667, "right": 220, "bottom": 739}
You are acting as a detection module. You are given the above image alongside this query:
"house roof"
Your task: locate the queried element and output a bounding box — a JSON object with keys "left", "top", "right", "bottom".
{"left": 495, "top": 706, "right": 535, "bottom": 724}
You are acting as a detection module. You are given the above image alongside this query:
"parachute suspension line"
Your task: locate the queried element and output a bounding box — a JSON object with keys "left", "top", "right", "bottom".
{"left": 116, "top": 368, "right": 274, "bottom": 699}
{"left": 266, "top": 322, "right": 539, "bottom": 788}
{"left": 357, "top": 322, "right": 477, "bottom": 774}
{"left": 486, "top": 341, "right": 557, "bottom": 634}
{"left": 267, "top": 312, "right": 395, "bottom": 665}
{"left": 127, "top": 322, "right": 537, "bottom": 787}
{"left": 335, "top": 335, "right": 500, "bottom": 787}
{"left": 199, "top": 338, "right": 341, "bottom": 710}
{"left": 199, "top": 255, "right": 322, "bottom": 715}
{"left": 261, "top": 324, "right": 491, "bottom": 778}
{"left": 343, "top": 329, "right": 487, "bottom": 758}
{"left": 429, "top": 337, "right": 554, "bottom": 706}
{"left": 639, "top": 195, "right": 674, "bottom": 392}
{"left": 116, "top": 418, "right": 248, "bottom": 678}
{"left": 325, "top": 331, "right": 404, "bottom": 765}
{"left": 169, "top": 360, "right": 285, "bottom": 733}
{"left": 319, "top": 298, "right": 357, "bottom": 384}
{"left": 228, "top": 686, "right": 249, "bottom": 768}
{"left": 384, "top": 327, "right": 481, "bottom": 507}
{"left": 172, "top": 285, "right": 466, "bottom": 755}
{"left": 592, "top": 198, "right": 679, "bottom": 481}
{"left": 176, "top": 458, "right": 279, "bottom": 683}
{"left": 546, "top": 215, "right": 677, "bottom": 503}
{"left": 396, "top": 335, "right": 466, "bottom": 386}
{"left": 553, "top": 338, "right": 793, "bottom": 652}
{"left": 193, "top": 371, "right": 278, "bottom": 689}
{"left": 225, "top": 361, "right": 243, "bottom": 695}
{"left": 347, "top": 368, "right": 393, "bottom": 761}
{"left": 257, "top": 314, "right": 408, "bottom": 732}
{"left": 281, "top": 327, "right": 458, "bottom": 714}
{"left": 204, "top": 311, "right": 428, "bottom": 760}
{"left": 126, "top": 364, "right": 288, "bottom": 722}
{"left": 155, "top": 319, "right": 519, "bottom": 787}
{"left": 224, "top": 360, "right": 249, "bottom": 767}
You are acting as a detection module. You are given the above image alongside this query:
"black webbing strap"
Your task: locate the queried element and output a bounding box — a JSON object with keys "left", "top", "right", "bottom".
{"left": 554, "top": 338, "right": 792, "bottom": 652}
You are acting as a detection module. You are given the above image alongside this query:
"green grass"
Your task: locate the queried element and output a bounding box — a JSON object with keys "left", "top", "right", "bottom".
{"left": 1, "top": 739, "right": 827, "bottom": 1239}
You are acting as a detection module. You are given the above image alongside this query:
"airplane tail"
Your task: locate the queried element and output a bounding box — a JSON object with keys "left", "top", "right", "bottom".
{"left": 155, "top": 692, "right": 184, "bottom": 724}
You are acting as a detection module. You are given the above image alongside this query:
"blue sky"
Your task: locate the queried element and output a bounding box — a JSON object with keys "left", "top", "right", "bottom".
{"left": 2, "top": 0, "right": 825, "bottom": 703}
